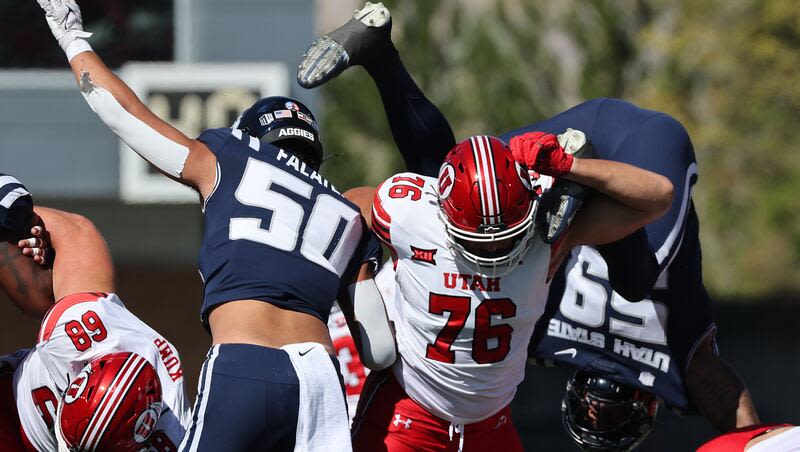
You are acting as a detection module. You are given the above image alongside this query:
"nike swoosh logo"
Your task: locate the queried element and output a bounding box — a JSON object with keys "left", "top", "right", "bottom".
{"left": 299, "top": 347, "right": 315, "bottom": 356}
{"left": 554, "top": 348, "right": 577, "bottom": 358}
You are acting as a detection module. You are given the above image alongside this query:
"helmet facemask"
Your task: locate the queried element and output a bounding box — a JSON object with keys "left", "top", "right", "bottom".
{"left": 437, "top": 135, "right": 540, "bottom": 277}
{"left": 561, "top": 372, "right": 659, "bottom": 452}
{"left": 438, "top": 202, "right": 537, "bottom": 277}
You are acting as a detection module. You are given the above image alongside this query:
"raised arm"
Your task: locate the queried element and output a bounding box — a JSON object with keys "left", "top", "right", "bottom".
{"left": 35, "top": 0, "right": 217, "bottom": 198}
{"left": 29, "top": 207, "right": 115, "bottom": 301}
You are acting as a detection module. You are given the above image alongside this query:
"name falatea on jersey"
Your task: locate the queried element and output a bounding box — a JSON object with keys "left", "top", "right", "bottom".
{"left": 275, "top": 148, "right": 338, "bottom": 193}
{"left": 547, "top": 318, "right": 671, "bottom": 373}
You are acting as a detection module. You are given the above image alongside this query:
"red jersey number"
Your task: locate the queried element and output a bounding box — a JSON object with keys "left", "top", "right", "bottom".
{"left": 388, "top": 176, "right": 425, "bottom": 201}
{"left": 64, "top": 310, "right": 108, "bottom": 352}
{"left": 425, "top": 293, "right": 516, "bottom": 364}
{"left": 31, "top": 386, "right": 59, "bottom": 430}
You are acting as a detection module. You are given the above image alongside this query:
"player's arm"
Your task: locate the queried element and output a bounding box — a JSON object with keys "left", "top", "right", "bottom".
{"left": 510, "top": 132, "right": 673, "bottom": 249}
{"left": 687, "top": 331, "right": 760, "bottom": 431}
{"left": 561, "top": 157, "right": 673, "bottom": 246}
{"left": 35, "top": 0, "right": 217, "bottom": 198}
{"left": 0, "top": 241, "right": 54, "bottom": 318}
{"left": 338, "top": 188, "right": 396, "bottom": 370}
{"left": 0, "top": 174, "right": 55, "bottom": 317}
{"left": 339, "top": 262, "right": 396, "bottom": 371}
{"left": 28, "top": 207, "right": 115, "bottom": 301}
{"left": 343, "top": 186, "right": 376, "bottom": 227}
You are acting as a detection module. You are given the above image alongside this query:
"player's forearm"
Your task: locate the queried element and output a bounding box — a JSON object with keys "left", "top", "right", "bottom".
{"left": 66, "top": 51, "right": 199, "bottom": 188}
{"left": 342, "top": 263, "right": 397, "bottom": 370}
{"left": 34, "top": 207, "right": 115, "bottom": 300}
{"left": 69, "top": 52, "right": 191, "bottom": 150}
{"left": 0, "top": 242, "right": 54, "bottom": 318}
{"left": 686, "top": 335, "right": 760, "bottom": 431}
{"left": 566, "top": 158, "right": 673, "bottom": 221}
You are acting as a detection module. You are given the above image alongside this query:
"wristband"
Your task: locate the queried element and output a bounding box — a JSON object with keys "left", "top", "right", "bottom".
{"left": 65, "top": 39, "right": 93, "bottom": 62}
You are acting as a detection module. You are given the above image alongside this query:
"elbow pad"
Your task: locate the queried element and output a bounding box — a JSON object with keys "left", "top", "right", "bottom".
{"left": 79, "top": 72, "right": 189, "bottom": 178}
{"left": 349, "top": 279, "right": 397, "bottom": 370}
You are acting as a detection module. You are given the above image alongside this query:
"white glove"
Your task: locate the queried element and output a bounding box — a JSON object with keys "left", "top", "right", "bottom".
{"left": 36, "top": 0, "right": 93, "bottom": 60}
{"left": 557, "top": 128, "right": 592, "bottom": 157}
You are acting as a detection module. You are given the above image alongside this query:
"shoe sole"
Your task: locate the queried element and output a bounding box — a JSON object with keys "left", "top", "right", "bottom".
{"left": 297, "top": 2, "right": 391, "bottom": 89}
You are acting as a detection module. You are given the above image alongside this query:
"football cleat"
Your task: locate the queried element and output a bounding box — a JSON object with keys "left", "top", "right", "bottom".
{"left": 297, "top": 2, "right": 392, "bottom": 89}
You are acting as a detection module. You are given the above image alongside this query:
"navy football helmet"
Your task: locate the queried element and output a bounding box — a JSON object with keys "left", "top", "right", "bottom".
{"left": 0, "top": 173, "right": 34, "bottom": 241}
{"left": 562, "top": 371, "right": 659, "bottom": 451}
{"left": 234, "top": 96, "right": 323, "bottom": 170}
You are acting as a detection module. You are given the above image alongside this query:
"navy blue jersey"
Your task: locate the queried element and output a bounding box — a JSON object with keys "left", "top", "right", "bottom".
{"left": 0, "top": 173, "right": 33, "bottom": 238}
{"left": 502, "top": 99, "right": 712, "bottom": 411}
{"left": 196, "top": 128, "right": 381, "bottom": 328}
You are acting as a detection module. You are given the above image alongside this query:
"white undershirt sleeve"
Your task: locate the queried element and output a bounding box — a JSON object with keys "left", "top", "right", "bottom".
{"left": 348, "top": 278, "right": 397, "bottom": 370}
{"left": 79, "top": 72, "right": 189, "bottom": 179}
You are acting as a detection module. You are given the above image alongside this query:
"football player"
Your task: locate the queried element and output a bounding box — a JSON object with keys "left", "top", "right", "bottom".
{"left": 298, "top": 2, "right": 756, "bottom": 450}
{"left": 34, "top": 0, "right": 396, "bottom": 450}
{"left": 299, "top": 5, "right": 673, "bottom": 451}
{"left": 508, "top": 99, "right": 760, "bottom": 451}
{"left": 0, "top": 174, "right": 190, "bottom": 451}
{"left": 329, "top": 303, "right": 370, "bottom": 423}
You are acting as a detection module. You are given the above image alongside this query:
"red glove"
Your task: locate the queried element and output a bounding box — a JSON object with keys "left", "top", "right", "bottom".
{"left": 509, "top": 131, "right": 574, "bottom": 177}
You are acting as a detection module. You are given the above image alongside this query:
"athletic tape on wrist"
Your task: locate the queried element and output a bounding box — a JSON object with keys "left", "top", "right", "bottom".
{"left": 66, "top": 39, "right": 93, "bottom": 62}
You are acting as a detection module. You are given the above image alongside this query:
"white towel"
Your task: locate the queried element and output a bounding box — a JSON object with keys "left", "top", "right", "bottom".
{"left": 282, "top": 342, "right": 353, "bottom": 452}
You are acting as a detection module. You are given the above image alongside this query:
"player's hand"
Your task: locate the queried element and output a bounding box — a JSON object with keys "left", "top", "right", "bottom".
{"left": 35, "top": 0, "right": 92, "bottom": 55}
{"left": 17, "top": 217, "right": 51, "bottom": 267}
{"left": 509, "top": 131, "right": 574, "bottom": 177}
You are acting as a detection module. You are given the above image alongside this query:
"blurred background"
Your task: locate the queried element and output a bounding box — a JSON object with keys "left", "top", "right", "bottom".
{"left": 1, "top": 0, "right": 798, "bottom": 450}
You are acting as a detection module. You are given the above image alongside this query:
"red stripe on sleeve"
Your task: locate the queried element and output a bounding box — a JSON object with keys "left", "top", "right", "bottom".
{"left": 38, "top": 292, "right": 107, "bottom": 343}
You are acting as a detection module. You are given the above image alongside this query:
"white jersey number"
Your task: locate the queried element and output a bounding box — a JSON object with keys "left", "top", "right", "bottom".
{"left": 560, "top": 253, "right": 668, "bottom": 345}
{"left": 230, "top": 158, "right": 361, "bottom": 275}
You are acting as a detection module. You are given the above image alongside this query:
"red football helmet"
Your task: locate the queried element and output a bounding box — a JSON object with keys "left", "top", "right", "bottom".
{"left": 437, "top": 135, "right": 538, "bottom": 275}
{"left": 57, "top": 352, "right": 163, "bottom": 451}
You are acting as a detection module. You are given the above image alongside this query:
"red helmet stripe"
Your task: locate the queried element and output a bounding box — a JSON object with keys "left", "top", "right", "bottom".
{"left": 80, "top": 353, "right": 143, "bottom": 449}
{"left": 83, "top": 354, "right": 147, "bottom": 450}
{"left": 80, "top": 354, "right": 148, "bottom": 450}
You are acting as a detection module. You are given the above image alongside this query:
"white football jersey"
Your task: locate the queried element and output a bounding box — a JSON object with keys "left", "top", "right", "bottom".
{"left": 372, "top": 173, "right": 552, "bottom": 424}
{"left": 327, "top": 304, "right": 369, "bottom": 423}
{"left": 9, "top": 292, "right": 190, "bottom": 451}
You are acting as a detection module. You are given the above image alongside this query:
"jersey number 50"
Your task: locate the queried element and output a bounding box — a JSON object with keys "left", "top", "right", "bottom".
{"left": 229, "top": 158, "right": 361, "bottom": 275}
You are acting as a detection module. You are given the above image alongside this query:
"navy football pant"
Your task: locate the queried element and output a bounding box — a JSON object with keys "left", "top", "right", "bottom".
{"left": 179, "top": 344, "right": 344, "bottom": 452}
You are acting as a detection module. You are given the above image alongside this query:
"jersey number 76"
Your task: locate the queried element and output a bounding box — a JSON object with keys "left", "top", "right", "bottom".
{"left": 425, "top": 293, "right": 516, "bottom": 364}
